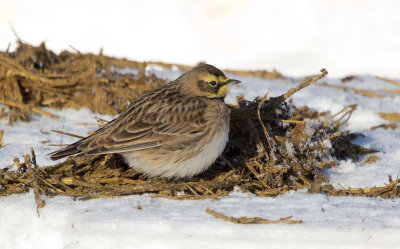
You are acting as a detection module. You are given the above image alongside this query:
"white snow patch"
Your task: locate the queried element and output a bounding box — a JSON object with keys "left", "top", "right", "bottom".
{"left": 110, "top": 66, "right": 139, "bottom": 75}
{"left": 285, "top": 140, "right": 294, "bottom": 157}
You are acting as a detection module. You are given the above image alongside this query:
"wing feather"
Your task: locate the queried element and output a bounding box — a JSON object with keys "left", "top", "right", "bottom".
{"left": 49, "top": 82, "right": 210, "bottom": 159}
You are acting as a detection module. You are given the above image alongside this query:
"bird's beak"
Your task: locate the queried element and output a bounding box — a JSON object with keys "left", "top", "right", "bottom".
{"left": 227, "top": 79, "right": 241, "bottom": 85}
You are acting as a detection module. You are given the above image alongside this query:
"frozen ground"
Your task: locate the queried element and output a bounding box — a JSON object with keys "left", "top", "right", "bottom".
{"left": 1, "top": 66, "right": 400, "bottom": 248}
{"left": 2, "top": 189, "right": 400, "bottom": 249}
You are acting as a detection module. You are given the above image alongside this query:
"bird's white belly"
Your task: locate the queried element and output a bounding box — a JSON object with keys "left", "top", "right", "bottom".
{"left": 122, "top": 126, "right": 229, "bottom": 179}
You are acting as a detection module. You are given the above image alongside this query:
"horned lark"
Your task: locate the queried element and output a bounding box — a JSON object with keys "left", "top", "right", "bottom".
{"left": 49, "top": 64, "right": 240, "bottom": 179}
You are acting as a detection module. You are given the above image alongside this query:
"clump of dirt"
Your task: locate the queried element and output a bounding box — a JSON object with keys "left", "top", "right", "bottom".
{"left": 1, "top": 41, "right": 392, "bottom": 208}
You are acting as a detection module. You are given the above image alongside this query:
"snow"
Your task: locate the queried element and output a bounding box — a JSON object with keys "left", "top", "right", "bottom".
{"left": 1, "top": 1, "right": 400, "bottom": 248}
{"left": 1, "top": 65, "right": 400, "bottom": 248}
{"left": 2, "top": 189, "right": 400, "bottom": 249}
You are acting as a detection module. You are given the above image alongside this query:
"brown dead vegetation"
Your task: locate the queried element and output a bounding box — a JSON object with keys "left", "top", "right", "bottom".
{"left": 205, "top": 208, "right": 302, "bottom": 224}
{"left": 0, "top": 42, "right": 398, "bottom": 214}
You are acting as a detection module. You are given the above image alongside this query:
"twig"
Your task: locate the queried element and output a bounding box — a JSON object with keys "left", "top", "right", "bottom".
{"left": 245, "top": 160, "right": 270, "bottom": 189}
{"left": 94, "top": 116, "right": 110, "bottom": 125}
{"left": 51, "top": 130, "right": 85, "bottom": 139}
{"left": 0, "top": 129, "right": 10, "bottom": 149}
{"left": 319, "top": 83, "right": 386, "bottom": 98}
{"left": 276, "top": 119, "right": 305, "bottom": 124}
{"left": 219, "top": 155, "right": 235, "bottom": 170}
{"left": 0, "top": 98, "right": 59, "bottom": 119}
{"left": 29, "top": 147, "right": 45, "bottom": 217}
{"left": 68, "top": 45, "right": 82, "bottom": 54}
{"left": 382, "top": 88, "right": 400, "bottom": 95}
{"left": 257, "top": 92, "right": 275, "bottom": 160}
{"left": 60, "top": 110, "right": 66, "bottom": 149}
{"left": 61, "top": 176, "right": 99, "bottom": 188}
{"left": 59, "top": 178, "right": 239, "bottom": 197}
{"left": 325, "top": 105, "right": 357, "bottom": 128}
{"left": 182, "top": 182, "right": 200, "bottom": 197}
{"left": 378, "top": 113, "right": 400, "bottom": 121}
{"left": 75, "top": 122, "right": 99, "bottom": 126}
{"left": 267, "top": 69, "right": 328, "bottom": 111}
{"left": 9, "top": 22, "right": 23, "bottom": 42}
{"left": 205, "top": 209, "right": 302, "bottom": 224}
{"left": 376, "top": 76, "right": 400, "bottom": 87}
{"left": 6, "top": 42, "right": 11, "bottom": 53}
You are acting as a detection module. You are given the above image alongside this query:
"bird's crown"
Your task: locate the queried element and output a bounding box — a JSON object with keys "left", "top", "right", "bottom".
{"left": 183, "top": 64, "right": 240, "bottom": 99}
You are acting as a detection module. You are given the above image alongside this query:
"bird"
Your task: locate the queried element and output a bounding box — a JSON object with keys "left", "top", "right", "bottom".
{"left": 49, "top": 64, "right": 240, "bottom": 179}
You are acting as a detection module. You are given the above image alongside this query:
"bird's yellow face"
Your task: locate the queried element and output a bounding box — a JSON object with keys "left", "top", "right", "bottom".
{"left": 197, "top": 72, "right": 240, "bottom": 99}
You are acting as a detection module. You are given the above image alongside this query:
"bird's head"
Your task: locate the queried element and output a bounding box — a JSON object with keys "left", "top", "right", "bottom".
{"left": 180, "top": 64, "right": 241, "bottom": 99}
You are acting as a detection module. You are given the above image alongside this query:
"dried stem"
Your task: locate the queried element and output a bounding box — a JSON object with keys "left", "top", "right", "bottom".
{"left": 0, "top": 98, "right": 59, "bottom": 119}
{"left": 205, "top": 209, "right": 302, "bottom": 224}
{"left": 267, "top": 68, "right": 328, "bottom": 111}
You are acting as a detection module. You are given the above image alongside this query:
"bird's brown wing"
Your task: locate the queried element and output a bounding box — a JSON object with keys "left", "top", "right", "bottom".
{"left": 49, "top": 94, "right": 208, "bottom": 160}
{"left": 80, "top": 119, "right": 206, "bottom": 155}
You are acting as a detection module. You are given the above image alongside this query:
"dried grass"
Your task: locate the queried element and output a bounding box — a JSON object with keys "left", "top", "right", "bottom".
{"left": 0, "top": 42, "right": 397, "bottom": 213}
{"left": 0, "top": 129, "right": 8, "bottom": 149}
{"left": 370, "top": 123, "right": 398, "bottom": 130}
{"left": 378, "top": 113, "right": 400, "bottom": 121}
{"left": 376, "top": 76, "right": 400, "bottom": 87}
{"left": 205, "top": 209, "right": 302, "bottom": 224}
{"left": 309, "top": 176, "right": 399, "bottom": 198}
{"left": 319, "top": 82, "right": 387, "bottom": 98}
{"left": 364, "top": 155, "right": 378, "bottom": 164}
{"left": 0, "top": 41, "right": 166, "bottom": 124}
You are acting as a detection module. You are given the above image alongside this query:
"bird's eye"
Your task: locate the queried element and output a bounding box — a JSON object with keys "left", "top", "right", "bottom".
{"left": 209, "top": 81, "right": 217, "bottom": 87}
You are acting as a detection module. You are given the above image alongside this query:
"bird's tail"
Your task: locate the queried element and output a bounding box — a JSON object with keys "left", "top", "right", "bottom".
{"left": 48, "top": 144, "right": 80, "bottom": 160}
